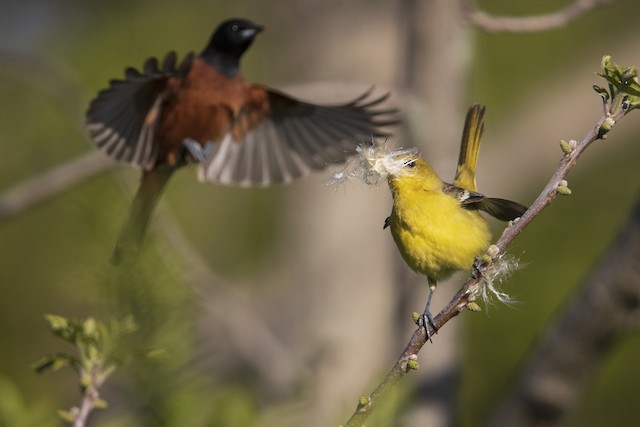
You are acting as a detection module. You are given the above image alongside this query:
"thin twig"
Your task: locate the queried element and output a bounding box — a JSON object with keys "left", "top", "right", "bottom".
{"left": 462, "top": 0, "right": 615, "bottom": 33}
{"left": 486, "top": 191, "right": 640, "bottom": 427}
{"left": 0, "top": 50, "right": 119, "bottom": 222}
{"left": 154, "top": 212, "right": 307, "bottom": 394}
{"left": 72, "top": 367, "right": 105, "bottom": 427}
{"left": 342, "top": 94, "right": 631, "bottom": 427}
{"left": 72, "top": 387, "right": 97, "bottom": 427}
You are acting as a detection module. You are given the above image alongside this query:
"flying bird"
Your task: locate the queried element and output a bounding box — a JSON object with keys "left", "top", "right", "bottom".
{"left": 86, "top": 18, "right": 398, "bottom": 264}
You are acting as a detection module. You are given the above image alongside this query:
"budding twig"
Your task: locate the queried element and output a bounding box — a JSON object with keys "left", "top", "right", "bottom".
{"left": 342, "top": 56, "right": 639, "bottom": 427}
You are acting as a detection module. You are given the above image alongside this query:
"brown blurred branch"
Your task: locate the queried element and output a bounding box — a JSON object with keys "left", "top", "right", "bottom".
{"left": 396, "top": 2, "right": 467, "bottom": 424}
{"left": 0, "top": 45, "right": 319, "bottom": 402}
{"left": 0, "top": 153, "right": 303, "bottom": 393}
{"left": 462, "top": 0, "right": 615, "bottom": 33}
{"left": 154, "top": 213, "right": 306, "bottom": 394}
{"left": 342, "top": 62, "right": 636, "bottom": 427}
{"left": 0, "top": 151, "right": 116, "bottom": 222}
{"left": 0, "top": 49, "right": 118, "bottom": 222}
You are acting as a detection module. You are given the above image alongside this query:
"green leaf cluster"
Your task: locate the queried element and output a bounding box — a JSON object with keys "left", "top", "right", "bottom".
{"left": 31, "top": 314, "right": 163, "bottom": 423}
{"left": 33, "top": 315, "right": 134, "bottom": 377}
{"left": 594, "top": 56, "right": 640, "bottom": 116}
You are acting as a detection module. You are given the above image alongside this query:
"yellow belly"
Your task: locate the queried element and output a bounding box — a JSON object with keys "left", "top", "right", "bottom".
{"left": 389, "top": 189, "right": 491, "bottom": 282}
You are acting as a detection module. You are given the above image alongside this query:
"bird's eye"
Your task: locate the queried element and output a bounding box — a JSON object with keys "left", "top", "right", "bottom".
{"left": 405, "top": 159, "right": 416, "bottom": 168}
{"left": 231, "top": 24, "right": 239, "bottom": 32}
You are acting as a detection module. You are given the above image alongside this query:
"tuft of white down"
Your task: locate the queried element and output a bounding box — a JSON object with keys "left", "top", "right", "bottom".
{"left": 475, "top": 254, "right": 522, "bottom": 307}
{"left": 328, "top": 144, "right": 420, "bottom": 187}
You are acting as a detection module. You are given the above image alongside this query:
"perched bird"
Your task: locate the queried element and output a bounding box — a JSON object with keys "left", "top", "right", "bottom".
{"left": 384, "top": 105, "right": 527, "bottom": 338}
{"left": 86, "top": 18, "right": 397, "bottom": 264}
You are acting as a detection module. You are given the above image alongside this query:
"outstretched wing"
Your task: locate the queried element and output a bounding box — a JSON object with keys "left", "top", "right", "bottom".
{"left": 86, "top": 52, "right": 194, "bottom": 170}
{"left": 198, "top": 87, "right": 400, "bottom": 186}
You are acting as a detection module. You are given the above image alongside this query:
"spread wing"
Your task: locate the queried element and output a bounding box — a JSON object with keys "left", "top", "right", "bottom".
{"left": 198, "top": 87, "right": 399, "bottom": 186}
{"left": 86, "top": 52, "right": 194, "bottom": 170}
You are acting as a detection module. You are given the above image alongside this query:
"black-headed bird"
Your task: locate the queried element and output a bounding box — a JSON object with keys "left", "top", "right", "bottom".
{"left": 86, "top": 18, "right": 398, "bottom": 264}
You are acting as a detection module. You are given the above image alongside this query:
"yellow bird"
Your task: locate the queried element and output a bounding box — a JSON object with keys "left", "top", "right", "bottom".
{"left": 384, "top": 105, "right": 527, "bottom": 337}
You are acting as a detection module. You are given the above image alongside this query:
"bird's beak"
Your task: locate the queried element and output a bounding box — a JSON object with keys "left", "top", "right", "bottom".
{"left": 241, "top": 25, "right": 264, "bottom": 39}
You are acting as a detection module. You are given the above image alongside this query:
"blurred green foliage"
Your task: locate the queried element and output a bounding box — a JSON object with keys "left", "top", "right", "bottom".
{"left": 461, "top": 4, "right": 640, "bottom": 427}
{"left": 1, "top": 0, "right": 640, "bottom": 426}
{"left": 463, "top": 136, "right": 640, "bottom": 426}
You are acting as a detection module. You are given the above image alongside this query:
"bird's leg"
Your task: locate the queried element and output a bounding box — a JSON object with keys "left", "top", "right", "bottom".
{"left": 472, "top": 255, "right": 489, "bottom": 281}
{"left": 418, "top": 281, "right": 438, "bottom": 342}
{"left": 182, "top": 138, "right": 212, "bottom": 163}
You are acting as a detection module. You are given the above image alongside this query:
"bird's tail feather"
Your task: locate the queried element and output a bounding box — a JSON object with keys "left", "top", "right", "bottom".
{"left": 110, "top": 166, "right": 175, "bottom": 265}
{"left": 454, "top": 104, "right": 485, "bottom": 192}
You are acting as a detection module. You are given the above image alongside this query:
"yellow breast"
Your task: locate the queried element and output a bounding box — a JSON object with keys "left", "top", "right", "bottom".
{"left": 388, "top": 173, "right": 491, "bottom": 282}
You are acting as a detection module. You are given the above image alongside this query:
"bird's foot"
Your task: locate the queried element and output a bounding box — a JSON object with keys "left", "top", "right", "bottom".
{"left": 182, "top": 138, "right": 212, "bottom": 163}
{"left": 472, "top": 255, "right": 489, "bottom": 280}
{"left": 417, "top": 309, "right": 438, "bottom": 343}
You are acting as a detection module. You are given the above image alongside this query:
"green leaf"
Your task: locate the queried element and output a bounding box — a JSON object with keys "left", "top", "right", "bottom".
{"left": 80, "top": 371, "right": 93, "bottom": 388}
{"left": 98, "top": 364, "right": 117, "bottom": 384}
{"left": 598, "top": 71, "right": 621, "bottom": 88}
{"left": 626, "top": 89, "right": 640, "bottom": 98}
{"left": 119, "top": 315, "right": 138, "bottom": 335}
{"left": 32, "top": 353, "right": 80, "bottom": 374}
{"left": 94, "top": 398, "right": 109, "bottom": 409}
{"left": 144, "top": 348, "right": 169, "bottom": 359}
{"left": 44, "top": 315, "right": 83, "bottom": 343}
{"left": 624, "top": 82, "right": 640, "bottom": 97}
{"left": 44, "top": 314, "right": 69, "bottom": 331}
{"left": 592, "top": 85, "right": 609, "bottom": 99}
{"left": 52, "top": 356, "right": 75, "bottom": 372}
{"left": 621, "top": 67, "right": 638, "bottom": 82}
{"left": 31, "top": 355, "right": 57, "bottom": 374}
{"left": 87, "top": 343, "right": 100, "bottom": 361}
{"left": 596, "top": 56, "right": 640, "bottom": 116}
{"left": 83, "top": 318, "right": 98, "bottom": 337}
{"left": 57, "top": 409, "right": 76, "bottom": 423}
{"left": 34, "top": 313, "right": 161, "bottom": 418}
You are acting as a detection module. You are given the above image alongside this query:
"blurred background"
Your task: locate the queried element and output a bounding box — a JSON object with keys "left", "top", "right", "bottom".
{"left": 1, "top": 0, "right": 639, "bottom": 426}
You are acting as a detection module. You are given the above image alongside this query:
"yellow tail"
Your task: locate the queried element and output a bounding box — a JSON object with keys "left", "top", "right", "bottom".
{"left": 453, "top": 104, "right": 485, "bottom": 192}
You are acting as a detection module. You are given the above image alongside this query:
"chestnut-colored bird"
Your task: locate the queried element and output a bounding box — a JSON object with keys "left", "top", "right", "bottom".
{"left": 86, "top": 18, "right": 397, "bottom": 264}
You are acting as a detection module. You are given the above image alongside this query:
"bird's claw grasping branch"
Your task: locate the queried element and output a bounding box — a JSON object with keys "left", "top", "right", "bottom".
{"left": 341, "top": 56, "right": 640, "bottom": 427}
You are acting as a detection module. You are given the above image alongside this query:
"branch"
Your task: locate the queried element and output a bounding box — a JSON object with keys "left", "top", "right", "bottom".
{"left": 36, "top": 315, "right": 128, "bottom": 427}
{"left": 341, "top": 57, "right": 639, "bottom": 427}
{"left": 486, "top": 191, "right": 640, "bottom": 427}
{"left": 462, "top": 0, "right": 615, "bottom": 33}
{"left": 0, "top": 49, "right": 117, "bottom": 222}
{"left": 153, "top": 214, "right": 307, "bottom": 394}
{"left": 72, "top": 369, "right": 105, "bottom": 427}
{"left": 0, "top": 151, "right": 116, "bottom": 222}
